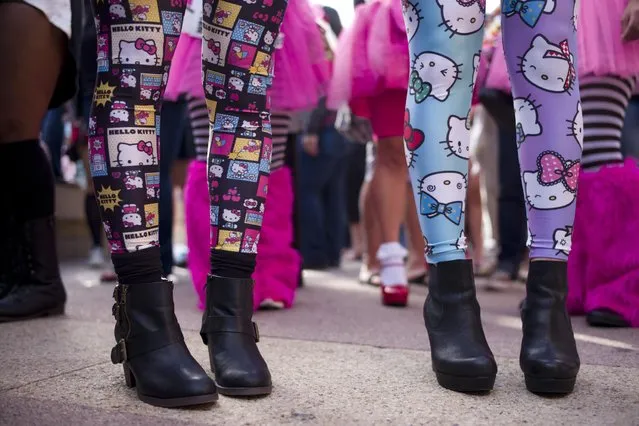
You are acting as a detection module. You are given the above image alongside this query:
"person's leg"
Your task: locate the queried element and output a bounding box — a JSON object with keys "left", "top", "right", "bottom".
{"left": 345, "top": 143, "right": 366, "bottom": 259}
{"left": 501, "top": 0, "right": 581, "bottom": 394}
{"left": 569, "top": 75, "right": 639, "bottom": 328}
{"left": 159, "top": 99, "right": 188, "bottom": 276}
{"left": 200, "top": 0, "right": 289, "bottom": 397}
{"left": 41, "top": 106, "right": 65, "bottom": 179}
{"left": 0, "top": 2, "right": 67, "bottom": 318}
{"left": 88, "top": 0, "right": 217, "bottom": 407}
{"left": 402, "top": 0, "right": 495, "bottom": 392}
{"left": 359, "top": 142, "right": 382, "bottom": 285}
{"left": 466, "top": 158, "right": 484, "bottom": 267}
{"left": 404, "top": 184, "right": 427, "bottom": 283}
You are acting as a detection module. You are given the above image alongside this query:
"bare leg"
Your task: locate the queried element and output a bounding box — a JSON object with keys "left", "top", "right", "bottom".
{"left": 466, "top": 159, "right": 484, "bottom": 268}
{"left": 405, "top": 183, "right": 427, "bottom": 280}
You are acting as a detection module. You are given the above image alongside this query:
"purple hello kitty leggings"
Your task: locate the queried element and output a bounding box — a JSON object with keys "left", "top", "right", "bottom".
{"left": 90, "top": 0, "right": 287, "bottom": 276}
{"left": 401, "top": 0, "right": 582, "bottom": 263}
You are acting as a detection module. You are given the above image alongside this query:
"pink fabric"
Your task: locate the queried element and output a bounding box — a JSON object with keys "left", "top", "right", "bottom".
{"left": 568, "top": 160, "right": 639, "bottom": 327}
{"left": 164, "top": 34, "right": 204, "bottom": 101}
{"left": 327, "top": 0, "right": 408, "bottom": 109}
{"left": 368, "top": 90, "right": 406, "bottom": 139}
{"left": 270, "top": 0, "right": 330, "bottom": 111}
{"left": 578, "top": 0, "right": 639, "bottom": 77}
{"left": 185, "top": 161, "right": 300, "bottom": 311}
{"left": 484, "top": 37, "right": 511, "bottom": 94}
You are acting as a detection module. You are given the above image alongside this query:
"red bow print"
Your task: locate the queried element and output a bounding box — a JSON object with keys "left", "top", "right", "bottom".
{"left": 544, "top": 40, "right": 575, "bottom": 90}
{"left": 137, "top": 141, "right": 153, "bottom": 156}
{"left": 135, "top": 38, "right": 157, "bottom": 55}
{"left": 538, "top": 151, "right": 580, "bottom": 192}
{"left": 253, "top": 12, "right": 268, "bottom": 22}
{"left": 208, "top": 40, "right": 220, "bottom": 54}
{"left": 403, "top": 109, "right": 425, "bottom": 152}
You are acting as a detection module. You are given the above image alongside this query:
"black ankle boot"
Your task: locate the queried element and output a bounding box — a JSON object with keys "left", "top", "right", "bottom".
{"left": 0, "top": 216, "right": 66, "bottom": 321}
{"left": 425, "top": 259, "right": 497, "bottom": 392}
{"left": 200, "top": 275, "right": 272, "bottom": 396}
{"left": 520, "top": 261, "right": 580, "bottom": 394}
{"left": 111, "top": 280, "right": 218, "bottom": 407}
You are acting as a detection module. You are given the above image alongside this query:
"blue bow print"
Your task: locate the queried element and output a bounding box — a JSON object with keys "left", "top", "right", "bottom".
{"left": 410, "top": 70, "right": 431, "bottom": 104}
{"left": 420, "top": 193, "right": 463, "bottom": 225}
{"left": 503, "top": 0, "right": 546, "bottom": 28}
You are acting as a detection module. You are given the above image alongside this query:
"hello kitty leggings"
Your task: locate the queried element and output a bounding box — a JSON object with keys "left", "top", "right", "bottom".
{"left": 89, "top": 0, "right": 286, "bottom": 256}
{"left": 402, "top": 0, "right": 582, "bottom": 263}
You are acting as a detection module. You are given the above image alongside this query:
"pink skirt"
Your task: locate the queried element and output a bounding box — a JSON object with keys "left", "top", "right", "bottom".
{"left": 327, "top": 0, "right": 408, "bottom": 109}
{"left": 270, "top": 0, "right": 330, "bottom": 111}
{"left": 164, "top": 34, "right": 203, "bottom": 101}
{"left": 579, "top": 0, "right": 639, "bottom": 77}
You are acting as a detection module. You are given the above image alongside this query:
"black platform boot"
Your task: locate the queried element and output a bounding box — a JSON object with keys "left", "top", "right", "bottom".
{"left": 425, "top": 259, "right": 497, "bottom": 392}
{"left": 111, "top": 280, "right": 218, "bottom": 407}
{"left": 0, "top": 216, "right": 66, "bottom": 322}
{"left": 200, "top": 275, "right": 272, "bottom": 396}
{"left": 520, "top": 261, "right": 580, "bottom": 394}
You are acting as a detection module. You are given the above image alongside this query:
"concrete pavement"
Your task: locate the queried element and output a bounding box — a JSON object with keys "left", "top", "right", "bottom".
{"left": 0, "top": 261, "right": 637, "bottom": 425}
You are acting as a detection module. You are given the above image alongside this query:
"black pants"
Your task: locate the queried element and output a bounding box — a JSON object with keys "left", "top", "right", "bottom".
{"left": 480, "top": 89, "right": 527, "bottom": 277}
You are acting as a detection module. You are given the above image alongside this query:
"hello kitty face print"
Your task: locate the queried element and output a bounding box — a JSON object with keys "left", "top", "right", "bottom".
{"left": 441, "top": 114, "right": 471, "bottom": 159}
{"left": 410, "top": 52, "right": 461, "bottom": 103}
{"left": 402, "top": 0, "right": 422, "bottom": 42}
{"left": 503, "top": 0, "right": 555, "bottom": 28}
{"left": 514, "top": 95, "right": 542, "bottom": 145}
{"left": 419, "top": 171, "right": 466, "bottom": 225}
{"left": 116, "top": 141, "right": 157, "bottom": 167}
{"left": 567, "top": 101, "right": 583, "bottom": 149}
{"left": 436, "top": 0, "right": 485, "bottom": 37}
{"left": 118, "top": 39, "right": 159, "bottom": 65}
{"left": 519, "top": 35, "right": 575, "bottom": 93}
{"left": 203, "top": 37, "right": 222, "bottom": 65}
{"left": 553, "top": 226, "right": 572, "bottom": 255}
{"left": 523, "top": 151, "right": 579, "bottom": 210}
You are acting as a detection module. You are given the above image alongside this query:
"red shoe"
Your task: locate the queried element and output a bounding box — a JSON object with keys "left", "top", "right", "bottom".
{"left": 381, "top": 285, "right": 409, "bottom": 307}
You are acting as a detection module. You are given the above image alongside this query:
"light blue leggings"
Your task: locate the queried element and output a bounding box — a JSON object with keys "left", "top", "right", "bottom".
{"left": 402, "top": 0, "right": 582, "bottom": 263}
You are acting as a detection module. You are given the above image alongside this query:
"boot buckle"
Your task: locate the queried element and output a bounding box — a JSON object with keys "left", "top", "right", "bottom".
{"left": 252, "top": 322, "right": 260, "bottom": 342}
{"left": 110, "top": 339, "right": 128, "bottom": 364}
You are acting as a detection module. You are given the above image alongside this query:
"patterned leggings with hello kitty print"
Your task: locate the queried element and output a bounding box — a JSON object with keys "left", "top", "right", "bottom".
{"left": 401, "top": 0, "right": 582, "bottom": 263}
{"left": 89, "top": 0, "right": 287, "bottom": 259}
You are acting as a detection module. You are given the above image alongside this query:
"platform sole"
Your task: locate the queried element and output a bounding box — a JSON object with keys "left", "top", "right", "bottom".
{"left": 524, "top": 375, "right": 576, "bottom": 394}
{"left": 215, "top": 382, "right": 272, "bottom": 397}
{"left": 435, "top": 370, "right": 496, "bottom": 393}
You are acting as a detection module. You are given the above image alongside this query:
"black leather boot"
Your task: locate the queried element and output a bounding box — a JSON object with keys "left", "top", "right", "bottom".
{"left": 111, "top": 280, "right": 218, "bottom": 407}
{"left": 0, "top": 216, "right": 66, "bottom": 322}
{"left": 200, "top": 275, "right": 272, "bottom": 396}
{"left": 520, "top": 261, "right": 580, "bottom": 394}
{"left": 424, "top": 260, "right": 497, "bottom": 392}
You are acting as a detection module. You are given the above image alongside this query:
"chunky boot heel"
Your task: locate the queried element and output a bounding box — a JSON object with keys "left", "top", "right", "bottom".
{"left": 520, "top": 261, "right": 580, "bottom": 395}
{"left": 111, "top": 280, "right": 218, "bottom": 408}
{"left": 425, "top": 260, "right": 497, "bottom": 393}
{"left": 0, "top": 216, "right": 66, "bottom": 322}
{"left": 201, "top": 275, "right": 272, "bottom": 397}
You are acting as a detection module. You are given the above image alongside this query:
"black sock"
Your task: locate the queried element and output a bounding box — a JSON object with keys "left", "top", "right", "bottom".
{"left": 111, "top": 246, "right": 164, "bottom": 284}
{"left": 0, "top": 140, "right": 55, "bottom": 221}
{"left": 210, "top": 250, "right": 256, "bottom": 279}
{"left": 85, "top": 194, "right": 102, "bottom": 247}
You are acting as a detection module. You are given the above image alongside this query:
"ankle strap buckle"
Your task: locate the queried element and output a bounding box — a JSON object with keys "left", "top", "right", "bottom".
{"left": 111, "top": 339, "right": 127, "bottom": 364}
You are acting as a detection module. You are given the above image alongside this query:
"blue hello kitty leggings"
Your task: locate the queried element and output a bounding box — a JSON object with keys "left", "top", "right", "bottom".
{"left": 401, "top": 0, "right": 582, "bottom": 263}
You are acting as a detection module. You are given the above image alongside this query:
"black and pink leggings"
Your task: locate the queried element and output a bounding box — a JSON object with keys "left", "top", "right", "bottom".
{"left": 90, "top": 0, "right": 288, "bottom": 277}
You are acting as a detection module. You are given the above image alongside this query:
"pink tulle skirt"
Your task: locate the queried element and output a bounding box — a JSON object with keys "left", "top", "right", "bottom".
{"left": 270, "top": 0, "right": 330, "bottom": 111}
{"left": 327, "top": 0, "right": 408, "bottom": 109}
{"left": 579, "top": 0, "right": 639, "bottom": 77}
{"left": 184, "top": 161, "right": 300, "bottom": 311}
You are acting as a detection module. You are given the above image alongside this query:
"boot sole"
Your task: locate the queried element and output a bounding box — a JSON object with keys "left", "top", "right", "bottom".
{"left": 215, "top": 382, "right": 272, "bottom": 397}
{"left": 435, "top": 371, "right": 496, "bottom": 393}
{"left": 123, "top": 364, "right": 219, "bottom": 408}
{"left": 525, "top": 375, "right": 576, "bottom": 394}
{"left": 0, "top": 303, "right": 65, "bottom": 323}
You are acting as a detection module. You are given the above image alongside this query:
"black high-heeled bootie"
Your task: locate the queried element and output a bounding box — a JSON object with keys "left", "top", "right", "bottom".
{"left": 520, "top": 261, "right": 580, "bottom": 394}
{"left": 424, "top": 259, "right": 497, "bottom": 392}
{"left": 0, "top": 216, "right": 66, "bottom": 321}
{"left": 111, "top": 280, "right": 218, "bottom": 407}
{"left": 200, "top": 275, "right": 272, "bottom": 396}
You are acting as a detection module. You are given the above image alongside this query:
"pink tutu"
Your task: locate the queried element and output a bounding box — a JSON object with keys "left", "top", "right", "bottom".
{"left": 327, "top": 0, "right": 408, "bottom": 109}
{"left": 578, "top": 0, "right": 639, "bottom": 77}
{"left": 483, "top": 37, "right": 511, "bottom": 95}
{"left": 164, "top": 33, "right": 204, "bottom": 101}
{"left": 184, "top": 161, "right": 300, "bottom": 311}
{"left": 270, "top": 0, "right": 330, "bottom": 111}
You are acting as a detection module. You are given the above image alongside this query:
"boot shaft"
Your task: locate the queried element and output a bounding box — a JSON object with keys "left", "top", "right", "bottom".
{"left": 204, "top": 275, "right": 255, "bottom": 318}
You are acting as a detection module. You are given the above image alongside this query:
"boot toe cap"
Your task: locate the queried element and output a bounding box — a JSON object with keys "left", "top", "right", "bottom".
{"left": 434, "top": 353, "right": 497, "bottom": 377}
{"left": 521, "top": 357, "right": 580, "bottom": 379}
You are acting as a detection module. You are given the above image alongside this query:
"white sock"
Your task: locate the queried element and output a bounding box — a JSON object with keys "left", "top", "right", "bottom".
{"left": 376, "top": 242, "right": 408, "bottom": 287}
